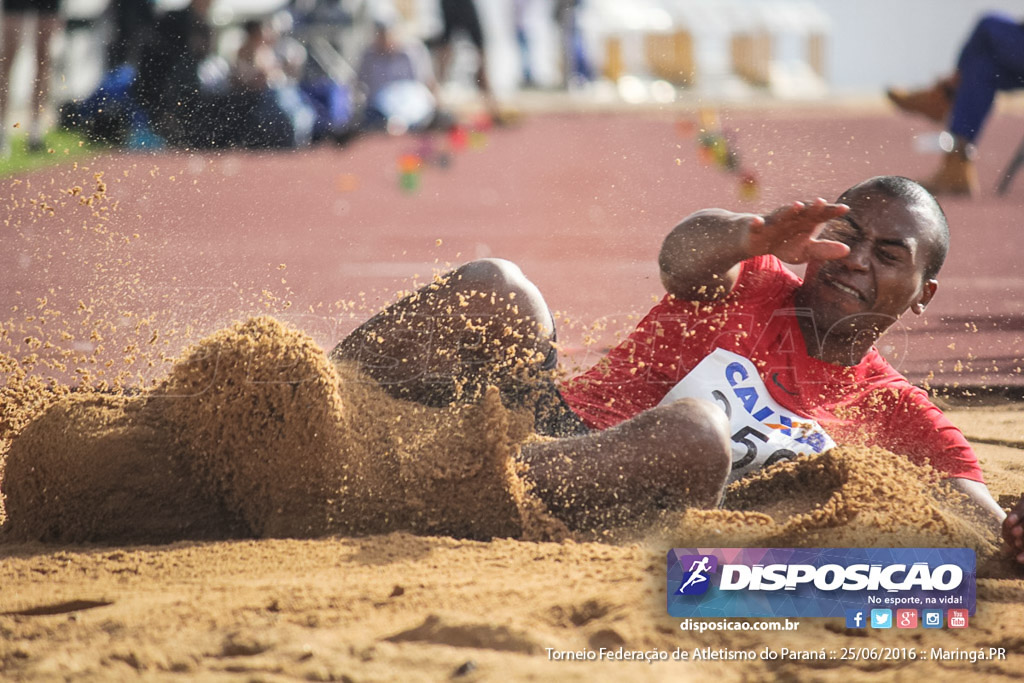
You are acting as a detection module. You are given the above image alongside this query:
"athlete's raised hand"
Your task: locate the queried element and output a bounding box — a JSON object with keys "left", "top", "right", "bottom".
{"left": 746, "top": 198, "right": 851, "bottom": 264}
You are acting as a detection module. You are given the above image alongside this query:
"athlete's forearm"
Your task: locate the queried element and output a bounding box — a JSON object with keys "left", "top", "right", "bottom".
{"left": 950, "top": 477, "right": 1006, "bottom": 524}
{"left": 658, "top": 209, "right": 755, "bottom": 301}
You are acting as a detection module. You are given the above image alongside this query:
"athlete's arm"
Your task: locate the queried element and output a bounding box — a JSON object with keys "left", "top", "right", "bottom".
{"left": 950, "top": 477, "right": 1006, "bottom": 523}
{"left": 950, "top": 478, "right": 1024, "bottom": 566}
{"left": 658, "top": 199, "right": 851, "bottom": 301}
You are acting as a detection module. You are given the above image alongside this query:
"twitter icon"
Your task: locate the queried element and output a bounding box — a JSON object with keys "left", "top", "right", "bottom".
{"left": 871, "top": 609, "right": 892, "bottom": 629}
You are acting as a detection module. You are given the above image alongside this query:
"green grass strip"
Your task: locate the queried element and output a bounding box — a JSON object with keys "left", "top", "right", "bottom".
{"left": 0, "top": 129, "right": 98, "bottom": 177}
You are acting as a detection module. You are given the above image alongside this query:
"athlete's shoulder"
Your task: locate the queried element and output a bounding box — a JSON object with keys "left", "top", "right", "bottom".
{"left": 855, "top": 351, "right": 945, "bottom": 417}
{"left": 858, "top": 346, "right": 913, "bottom": 385}
{"left": 730, "top": 254, "right": 801, "bottom": 306}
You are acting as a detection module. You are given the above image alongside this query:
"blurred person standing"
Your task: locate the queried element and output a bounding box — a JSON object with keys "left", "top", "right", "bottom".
{"left": 514, "top": 0, "right": 534, "bottom": 87}
{"left": 555, "top": 0, "right": 590, "bottom": 89}
{"left": 427, "top": 0, "right": 501, "bottom": 122}
{"left": 107, "top": 0, "right": 155, "bottom": 69}
{"left": 0, "top": 0, "right": 64, "bottom": 154}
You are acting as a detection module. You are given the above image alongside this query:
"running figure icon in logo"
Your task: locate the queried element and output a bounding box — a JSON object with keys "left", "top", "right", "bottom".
{"left": 676, "top": 555, "right": 719, "bottom": 595}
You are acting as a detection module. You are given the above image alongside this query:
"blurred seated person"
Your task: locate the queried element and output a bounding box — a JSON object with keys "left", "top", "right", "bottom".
{"left": 355, "top": 12, "right": 444, "bottom": 134}
{"left": 67, "top": 3, "right": 324, "bottom": 150}
{"left": 133, "top": 0, "right": 220, "bottom": 147}
{"left": 888, "top": 13, "right": 1024, "bottom": 196}
{"left": 230, "top": 15, "right": 315, "bottom": 148}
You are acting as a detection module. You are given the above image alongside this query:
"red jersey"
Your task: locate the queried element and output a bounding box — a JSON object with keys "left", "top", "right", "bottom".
{"left": 559, "top": 255, "right": 983, "bottom": 482}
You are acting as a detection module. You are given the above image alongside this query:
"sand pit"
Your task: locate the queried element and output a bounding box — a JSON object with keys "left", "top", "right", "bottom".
{"left": 2, "top": 317, "right": 565, "bottom": 544}
{"left": 665, "top": 446, "right": 998, "bottom": 559}
{"left": 3, "top": 317, "right": 999, "bottom": 555}
{"left": 1, "top": 315, "right": 1022, "bottom": 680}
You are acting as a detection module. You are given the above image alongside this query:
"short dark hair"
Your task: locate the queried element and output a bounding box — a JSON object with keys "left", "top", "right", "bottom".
{"left": 836, "top": 175, "right": 949, "bottom": 280}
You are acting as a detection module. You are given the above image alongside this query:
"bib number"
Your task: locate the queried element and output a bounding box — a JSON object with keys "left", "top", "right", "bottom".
{"left": 659, "top": 349, "right": 835, "bottom": 483}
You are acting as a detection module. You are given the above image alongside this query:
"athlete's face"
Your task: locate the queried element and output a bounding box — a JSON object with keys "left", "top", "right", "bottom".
{"left": 797, "top": 189, "right": 940, "bottom": 343}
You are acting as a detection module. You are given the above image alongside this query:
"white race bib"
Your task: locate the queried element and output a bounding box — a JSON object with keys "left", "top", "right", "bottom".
{"left": 657, "top": 348, "right": 835, "bottom": 483}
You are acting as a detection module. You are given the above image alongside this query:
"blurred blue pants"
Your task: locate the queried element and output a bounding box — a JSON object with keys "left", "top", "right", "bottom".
{"left": 951, "top": 13, "right": 1024, "bottom": 142}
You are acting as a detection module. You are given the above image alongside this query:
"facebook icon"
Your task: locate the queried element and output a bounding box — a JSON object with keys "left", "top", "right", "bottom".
{"left": 845, "top": 609, "right": 866, "bottom": 629}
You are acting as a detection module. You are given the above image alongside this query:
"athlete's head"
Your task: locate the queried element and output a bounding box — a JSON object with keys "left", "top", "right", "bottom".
{"left": 796, "top": 176, "right": 948, "bottom": 347}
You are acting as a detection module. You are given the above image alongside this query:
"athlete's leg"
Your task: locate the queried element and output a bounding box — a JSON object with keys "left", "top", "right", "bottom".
{"left": 330, "top": 258, "right": 555, "bottom": 406}
{"left": 519, "top": 398, "right": 732, "bottom": 530}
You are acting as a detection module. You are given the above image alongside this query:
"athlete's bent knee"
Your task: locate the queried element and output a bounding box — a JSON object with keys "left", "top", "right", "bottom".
{"left": 452, "top": 258, "right": 552, "bottom": 335}
{"left": 666, "top": 398, "right": 731, "bottom": 476}
{"left": 454, "top": 258, "right": 527, "bottom": 291}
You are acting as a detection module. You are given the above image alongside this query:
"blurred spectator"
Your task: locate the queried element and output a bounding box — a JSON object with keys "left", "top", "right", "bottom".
{"left": 514, "top": 0, "right": 535, "bottom": 87}
{"left": 107, "top": 0, "right": 155, "bottom": 69}
{"left": 63, "top": 2, "right": 348, "bottom": 150}
{"left": 228, "top": 15, "right": 316, "bottom": 148}
{"left": 427, "top": 0, "right": 501, "bottom": 121}
{"left": 273, "top": 7, "right": 354, "bottom": 142}
{"left": 355, "top": 11, "right": 441, "bottom": 133}
{"left": 888, "top": 13, "right": 1024, "bottom": 196}
{"left": 59, "top": 0, "right": 221, "bottom": 149}
{"left": 234, "top": 18, "right": 287, "bottom": 91}
{"left": 555, "top": 0, "right": 591, "bottom": 89}
{"left": 1, "top": 0, "right": 64, "bottom": 154}
{"left": 133, "top": 0, "right": 223, "bottom": 147}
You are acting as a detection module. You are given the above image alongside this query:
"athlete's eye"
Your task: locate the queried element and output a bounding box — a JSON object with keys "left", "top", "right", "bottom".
{"left": 876, "top": 246, "right": 904, "bottom": 264}
{"left": 822, "top": 223, "right": 857, "bottom": 244}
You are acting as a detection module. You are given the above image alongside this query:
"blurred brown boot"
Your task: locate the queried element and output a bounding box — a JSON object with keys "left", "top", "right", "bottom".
{"left": 887, "top": 77, "right": 957, "bottom": 124}
{"left": 922, "top": 148, "right": 978, "bottom": 197}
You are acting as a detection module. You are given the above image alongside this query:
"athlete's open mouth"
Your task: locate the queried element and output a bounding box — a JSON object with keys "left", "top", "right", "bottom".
{"left": 825, "top": 277, "right": 866, "bottom": 302}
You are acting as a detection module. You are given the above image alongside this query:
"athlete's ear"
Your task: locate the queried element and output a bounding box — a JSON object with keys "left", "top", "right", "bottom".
{"left": 912, "top": 279, "right": 938, "bottom": 315}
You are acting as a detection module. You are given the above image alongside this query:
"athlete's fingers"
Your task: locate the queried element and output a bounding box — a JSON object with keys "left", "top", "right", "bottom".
{"left": 798, "top": 200, "right": 848, "bottom": 225}
{"left": 800, "top": 197, "right": 829, "bottom": 213}
{"left": 806, "top": 239, "right": 851, "bottom": 262}
{"left": 775, "top": 200, "right": 845, "bottom": 231}
{"left": 765, "top": 201, "right": 805, "bottom": 224}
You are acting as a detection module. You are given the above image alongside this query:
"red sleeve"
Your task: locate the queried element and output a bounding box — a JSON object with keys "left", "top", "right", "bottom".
{"left": 557, "top": 340, "right": 676, "bottom": 430}
{"left": 880, "top": 387, "right": 984, "bottom": 482}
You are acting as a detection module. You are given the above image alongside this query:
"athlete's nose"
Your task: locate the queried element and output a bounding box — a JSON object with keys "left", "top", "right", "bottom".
{"left": 841, "top": 239, "right": 871, "bottom": 271}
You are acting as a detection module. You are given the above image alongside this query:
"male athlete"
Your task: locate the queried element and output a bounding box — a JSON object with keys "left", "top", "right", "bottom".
{"left": 332, "top": 175, "right": 1024, "bottom": 563}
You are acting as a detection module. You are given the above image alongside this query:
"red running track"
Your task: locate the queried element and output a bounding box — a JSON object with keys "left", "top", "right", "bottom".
{"left": 2, "top": 108, "right": 1023, "bottom": 388}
